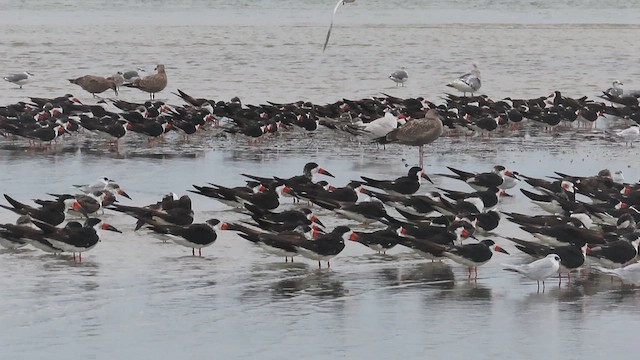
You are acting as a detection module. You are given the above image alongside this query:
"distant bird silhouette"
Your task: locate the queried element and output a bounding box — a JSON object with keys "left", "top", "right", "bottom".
{"left": 322, "top": 0, "right": 356, "bottom": 52}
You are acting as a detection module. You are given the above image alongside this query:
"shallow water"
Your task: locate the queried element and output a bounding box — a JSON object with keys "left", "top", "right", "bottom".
{"left": 2, "top": 1, "right": 640, "bottom": 359}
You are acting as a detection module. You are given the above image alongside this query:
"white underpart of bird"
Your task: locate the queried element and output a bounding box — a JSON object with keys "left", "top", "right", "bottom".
{"left": 593, "top": 263, "right": 640, "bottom": 286}
{"left": 355, "top": 110, "right": 399, "bottom": 138}
{"left": 447, "top": 64, "right": 481, "bottom": 96}
{"left": 615, "top": 124, "right": 640, "bottom": 146}
{"left": 323, "top": 0, "right": 356, "bottom": 52}
{"left": 503, "top": 254, "right": 561, "bottom": 286}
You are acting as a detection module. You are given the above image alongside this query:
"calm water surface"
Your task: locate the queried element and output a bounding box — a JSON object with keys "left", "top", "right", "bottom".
{"left": 1, "top": 1, "right": 640, "bottom": 359}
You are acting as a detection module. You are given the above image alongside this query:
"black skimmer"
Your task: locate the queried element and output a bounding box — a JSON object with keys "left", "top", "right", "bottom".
{"left": 389, "top": 68, "right": 409, "bottom": 87}
{"left": 282, "top": 225, "right": 351, "bottom": 268}
{"left": 518, "top": 221, "right": 609, "bottom": 247}
{"left": 189, "top": 182, "right": 264, "bottom": 209}
{"left": 375, "top": 109, "right": 443, "bottom": 168}
{"left": 222, "top": 222, "right": 320, "bottom": 262}
{"left": 0, "top": 215, "right": 34, "bottom": 249}
{"left": 311, "top": 198, "right": 396, "bottom": 225}
{"left": 322, "top": 0, "right": 356, "bottom": 52}
{"left": 245, "top": 204, "right": 324, "bottom": 230}
{"left": 439, "top": 166, "right": 504, "bottom": 192}
{"left": 0, "top": 194, "right": 69, "bottom": 226}
{"left": 361, "top": 166, "right": 431, "bottom": 196}
{"left": 148, "top": 219, "right": 220, "bottom": 256}
{"left": 123, "top": 64, "right": 167, "bottom": 99}
{"left": 109, "top": 194, "right": 194, "bottom": 230}
{"left": 3, "top": 71, "right": 34, "bottom": 89}
{"left": 33, "top": 218, "right": 121, "bottom": 262}
{"left": 447, "top": 64, "right": 481, "bottom": 96}
{"left": 349, "top": 226, "right": 402, "bottom": 254}
{"left": 442, "top": 239, "right": 508, "bottom": 279}
{"left": 242, "top": 162, "right": 334, "bottom": 188}
{"left": 586, "top": 238, "right": 640, "bottom": 269}
{"left": 503, "top": 254, "right": 562, "bottom": 290}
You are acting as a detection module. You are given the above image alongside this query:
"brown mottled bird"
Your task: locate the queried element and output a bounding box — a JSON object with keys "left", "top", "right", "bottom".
{"left": 68, "top": 75, "right": 118, "bottom": 97}
{"left": 124, "top": 64, "right": 167, "bottom": 99}
{"left": 375, "top": 109, "right": 443, "bottom": 168}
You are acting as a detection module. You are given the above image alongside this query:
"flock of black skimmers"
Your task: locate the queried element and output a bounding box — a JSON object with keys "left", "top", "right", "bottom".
{"left": 2, "top": 162, "right": 640, "bottom": 289}
{"left": 1, "top": 85, "right": 640, "bottom": 154}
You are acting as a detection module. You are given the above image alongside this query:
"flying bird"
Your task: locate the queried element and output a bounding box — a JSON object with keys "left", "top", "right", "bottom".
{"left": 322, "top": 0, "right": 356, "bottom": 52}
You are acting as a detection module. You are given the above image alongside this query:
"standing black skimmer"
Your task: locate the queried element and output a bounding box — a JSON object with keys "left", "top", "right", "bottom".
{"left": 586, "top": 238, "right": 640, "bottom": 269}
{"left": 0, "top": 215, "right": 34, "bottom": 249}
{"left": 245, "top": 204, "right": 324, "bottom": 231}
{"left": 349, "top": 226, "right": 402, "bottom": 254}
{"left": 389, "top": 68, "right": 409, "bottom": 86}
{"left": 0, "top": 194, "right": 70, "bottom": 226}
{"left": 222, "top": 222, "right": 320, "bottom": 262}
{"left": 446, "top": 64, "right": 481, "bottom": 96}
{"left": 503, "top": 254, "right": 562, "bottom": 290}
{"left": 282, "top": 225, "right": 352, "bottom": 268}
{"left": 3, "top": 71, "right": 34, "bottom": 89}
{"left": 32, "top": 218, "right": 121, "bottom": 262}
{"left": 148, "top": 219, "right": 221, "bottom": 256}
{"left": 322, "top": 0, "right": 356, "bottom": 52}
{"left": 189, "top": 182, "right": 264, "bottom": 209}
{"left": 242, "top": 162, "right": 334, "bottom": 188}
{"left": 109, "top": 194, "right": 194, "bottom": 230}
{"left": 438, "top": 166, "right": 504, "bottom": 192}
{"left": 311, "top": 198, "right": 396, "bottom": 225}
{"left": 375, "top": 109, "right": 443, "bottom": 168}
{"left": 361, "top": 166, "right": 431, "bottom": 196}
{"left": 442, "top": 239, "right": 509, "bottom": 279}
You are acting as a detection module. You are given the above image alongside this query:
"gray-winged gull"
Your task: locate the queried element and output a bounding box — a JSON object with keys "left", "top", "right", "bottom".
{"left": 3, "top": 71, "right": 34, "bottom": 89}
{"left": 447, "top": 64, "right": 481, "bottom": 96}
{"left": 322, "top": 0, "right": 356, "bottom": 52}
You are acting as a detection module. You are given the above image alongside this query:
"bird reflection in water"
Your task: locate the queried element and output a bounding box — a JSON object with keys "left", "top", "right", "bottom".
{"left": 271, "top": 270, "right": 348, "bottom": 299}
{"left": 393, "top": 262, "right": 455, "bottom": 290}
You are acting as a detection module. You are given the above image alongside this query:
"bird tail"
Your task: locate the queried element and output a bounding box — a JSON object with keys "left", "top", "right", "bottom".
{"left": 592, "top": 266, "right": 621, "bottom": 278}
{"left": 502, "top": 263, "right": 523, "bottom": 273}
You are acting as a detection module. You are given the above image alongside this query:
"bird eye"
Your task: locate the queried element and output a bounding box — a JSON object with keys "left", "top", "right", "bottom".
{"left": 555, "top": 256, "right": 560, "bottom": 261}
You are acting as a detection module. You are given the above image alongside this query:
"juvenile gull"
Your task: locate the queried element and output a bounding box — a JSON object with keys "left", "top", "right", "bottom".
{"left": 3, "top": 71, "right": 34, "bottom": 89}
{"left": 389, "top": 68, "right": 408, "bottom": 86}
{"left": 68, "top": 75, "right": 118, "bottom": 97}
{"left": 375, "top": 108, "right": 444, "bottom": 168}
{"left": 124, "top": 64, "right": 167, "bottom": 99}
{"left": 447, "top": 64, "right": 481, "bottom": 96}
{"left": 322, "top": 0, "right": 356, "bottom": 52}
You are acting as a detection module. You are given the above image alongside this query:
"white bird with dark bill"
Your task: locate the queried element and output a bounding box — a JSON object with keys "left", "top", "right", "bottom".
{"left": 322, "top": 0, "right": 356, "bottom": 52}
{"left": 3, "top": 71, "right": 34, "bottom": 89}
{"left": 503, "top": 254, "right": 561, "bottom": 290}
{"left": 447, "top": 64, "right": 481, "bottom": 96}
{"left": 389, "top": 68, "right": 408, "bottom": 87}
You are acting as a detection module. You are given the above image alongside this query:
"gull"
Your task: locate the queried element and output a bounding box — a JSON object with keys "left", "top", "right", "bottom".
{"left": 3, "top": 71, "right": 34, "bottom": 89}
{"left": 375, "top": 109, "right": 444, "bottom": 168}
{"left": 614, "top": 124, "right": 640, "bottom": 147}
{"left": 389, "top": 68, "right": 409, "bottom": 87}
{"left": 123, "top": 64, "right": 167, "bottom": 99}
{"left": 322, "top": 0, "right": 356, "bottom": 52}
{"left": 603, "top": 80, "right": 624, "bottom": 97}
{"left": 447, "top": 64, "right": 481, "bottom": 96}
{"left": 502, "top": 254, "right": 561, "bottom": 290}
{"left": 593, "top": 263, "right": 640, "bottom": 286}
